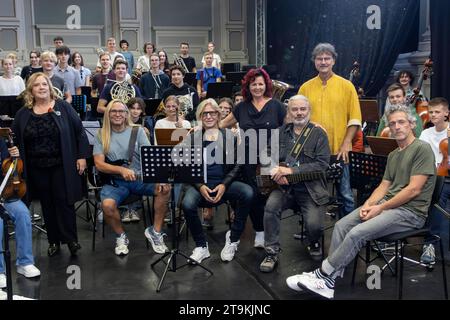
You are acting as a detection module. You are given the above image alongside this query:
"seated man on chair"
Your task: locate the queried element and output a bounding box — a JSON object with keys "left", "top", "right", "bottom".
{"left": 93, "top": 99, "right": 170, "bottom": 256}
{"left": 286, "top": 104, "right": 436, "bottom": 299}
{"left": 0, "top": 138, "right": 40, "bottom": 289}
{"left": 181, "top": 98, "right": 254, "bottom": 263}
{"left": 259, "top": 95, "right": 330, "bottom": 273}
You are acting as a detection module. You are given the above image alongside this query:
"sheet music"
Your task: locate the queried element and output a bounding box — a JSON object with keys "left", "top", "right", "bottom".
{"left": 82, "top": 121, "right": 101, "bottom": 145}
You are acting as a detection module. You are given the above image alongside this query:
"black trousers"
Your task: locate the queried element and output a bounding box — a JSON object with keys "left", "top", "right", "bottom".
{"left": 242, "top": 163, "right": 266, "bottom": 232}
{"left": 27, "top": 165, "right": 78, "bottom": 244}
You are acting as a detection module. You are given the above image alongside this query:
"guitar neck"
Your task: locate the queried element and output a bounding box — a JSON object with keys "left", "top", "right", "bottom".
{"left": 285, "top": 171, "right": 325, "bottom": 184}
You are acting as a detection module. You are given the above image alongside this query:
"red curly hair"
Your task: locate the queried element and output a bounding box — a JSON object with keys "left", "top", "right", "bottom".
{"left": 241, "top": 68, "right": 273, "bottom": 101}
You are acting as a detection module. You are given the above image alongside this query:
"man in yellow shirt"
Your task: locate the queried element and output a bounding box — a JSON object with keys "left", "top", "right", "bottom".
{"left": 299, "top": 43, "right": 362, "bottom": 216}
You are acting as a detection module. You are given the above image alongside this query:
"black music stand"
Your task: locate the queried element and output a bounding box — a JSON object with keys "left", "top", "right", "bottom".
{"left": 141, "top": 145, "right": 213, "bottom": 292}
{"left": 206, "top": 82, "right": 234, "bottom": 99}
{"left": 88, "top": 97, "right": 102, "bottom": 122}
{"left": 184, "top": 72, "right": 197, "bottom": 87}
{"left": 144, "top": 98, "right": 162, "bottom": 117}
{"left": 0, "top": 96, "right": 23, "bottom": 118}
{"left": 225, "top": 71, "right": 246, "bottom": 85}
{"left": 71, "top": 94, "right": 87, "bottom": 120}
{"left": 349, "top": 151, "right": 387, "bottom": 206}
{"left": 221, "top": 62, "right": 241, "bottom": 75}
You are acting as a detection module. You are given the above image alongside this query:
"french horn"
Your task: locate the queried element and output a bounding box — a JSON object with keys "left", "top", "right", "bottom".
{"left": 110, "top": 80, "right": 136, "bottom": 104}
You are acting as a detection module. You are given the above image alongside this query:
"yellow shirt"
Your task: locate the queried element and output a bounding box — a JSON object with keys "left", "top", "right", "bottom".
{"left": 299, "top": 74, "right": 362, "bottom": 154}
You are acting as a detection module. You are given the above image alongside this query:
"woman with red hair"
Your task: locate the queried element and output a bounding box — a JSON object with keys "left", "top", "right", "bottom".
{"left": 220, "top": 68, "right": 286, "bottom": 248}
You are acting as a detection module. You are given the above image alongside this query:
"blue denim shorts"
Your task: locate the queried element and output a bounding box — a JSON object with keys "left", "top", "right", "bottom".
{"left": 100, "top": 179, "right": 155, "bottom": 205}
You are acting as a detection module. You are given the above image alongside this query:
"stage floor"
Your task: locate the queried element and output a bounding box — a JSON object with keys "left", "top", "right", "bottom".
{"left": 3, "top": 203, "right": 449, "bottom": 300}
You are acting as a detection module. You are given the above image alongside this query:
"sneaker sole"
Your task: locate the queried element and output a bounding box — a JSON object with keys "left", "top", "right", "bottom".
{"left": 16, "top": 270, "right": 41, "bottom": 278}
{"left": 145, "top": 229, "right": 168, "bottom": 254}
{"left": 286, "top": 276, "right": 304, "bottom": 292}
{"left": 188, "top": 254, "right": 210, "bottom": 264}
{"left": 115, "top": 250, "right": 129, "bottom": 256}
{"left": 297, "top": 279, "right": 334, "bottom": 299}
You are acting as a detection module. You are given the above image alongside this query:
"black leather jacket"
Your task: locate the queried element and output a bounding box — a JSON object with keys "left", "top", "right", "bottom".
{"left": 184, "top": 128, "right": 242, "bottom": 191}
{"left": 279, "top": 123, "right": 331, "bottom": 206}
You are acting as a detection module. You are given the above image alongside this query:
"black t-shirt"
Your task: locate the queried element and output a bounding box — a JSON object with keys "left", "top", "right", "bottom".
{"left": 161, "top": 83, "right": 200, "bottom": 121}
{"left": 20, "top": 66, "right": 43, "bottom": 81}
{"left": 232, "top": 99, "right": 286, "bottom": 160}
{"left": 181, "top": 56, "right": 196, "bottom": 72}
{"left": 24, "top": 112, "right": 62, "bottom": 168}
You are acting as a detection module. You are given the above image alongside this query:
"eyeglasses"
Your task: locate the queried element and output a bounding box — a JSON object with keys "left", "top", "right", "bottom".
{"left": 110, "top": 109, "right": 128, "bottom": 115}
{"left": 202, "top": 111, "right": 219, "bottom": 118}
{"left": 315, "top": 57, "right": 333, "bottom": 62}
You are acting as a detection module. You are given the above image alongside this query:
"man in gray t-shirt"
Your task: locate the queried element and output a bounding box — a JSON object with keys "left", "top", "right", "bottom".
{"left": 287, "top": 104, "right": 436, "bottom": 299}
{"left": 93, "top": 100, "right": 170, "bottom": 256}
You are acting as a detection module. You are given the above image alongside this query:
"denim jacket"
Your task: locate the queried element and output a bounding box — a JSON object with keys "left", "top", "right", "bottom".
{"left": 279, "top": 123, "right": 331, "bottom": 206}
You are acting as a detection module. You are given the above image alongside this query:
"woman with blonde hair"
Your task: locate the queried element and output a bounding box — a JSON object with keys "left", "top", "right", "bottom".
{"left": 12, "top": 72, "right": 90, "bottom": 257}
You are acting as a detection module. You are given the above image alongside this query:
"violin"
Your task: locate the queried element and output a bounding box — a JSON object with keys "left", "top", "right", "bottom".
{"left": 437, "top": 136, "right": 449, "bottom": 177}
{"left": 409, "top": 58, "right": 433, "bottom": 128}
{"left": 1, "top": 129, "right": 26, "bottom": 200}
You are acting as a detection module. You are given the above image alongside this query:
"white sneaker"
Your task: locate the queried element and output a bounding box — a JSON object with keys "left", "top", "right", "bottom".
{"left": 0, "top": 290, "right": 6, "bottom": 300}
{"left": 115, "top": 234, "right": 129, "bottom": 256}
{"left": 221, "top": 230, "right": 239, "bottom": 262}
{"left": 121, "top": 211, "right": 131, "bottom": 223}
{"left": 297, "top": 273, "right": 334, "bottom": 299}
{"left": 254, "top": 231, "right": 265, "bottom": 248}
{"left": 17, "top": 264, "right": 41, "bottom": 278}
{"left": 144, "top": 227, "right": 169, "bottom": 254}
{"left": 129, "top": 210, "right": 140, "bottom": 222}
{"left": 286, "top": 274, "right": 306, "bottom": 292}
{"left": 189, "top": 246, "right": 210, "bottom": 264}
{"left": 0, "top": 273, "right": 6, "bottom": 288}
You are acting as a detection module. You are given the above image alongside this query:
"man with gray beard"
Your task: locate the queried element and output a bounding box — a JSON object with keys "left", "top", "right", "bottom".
{"left": 259, "top": 95, "right": 331, "bottom": 273}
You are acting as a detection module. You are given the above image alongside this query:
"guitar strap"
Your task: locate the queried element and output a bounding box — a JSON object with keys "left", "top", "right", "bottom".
{"left": 127, "top": 126, "right": 139, "bottom": 165}
{"left": 288, "top": 122, "right": 315, "bottom": 162}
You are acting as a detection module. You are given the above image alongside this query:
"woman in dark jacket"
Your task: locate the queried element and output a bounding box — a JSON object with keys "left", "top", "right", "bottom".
{"left": 12, "top": 72, "right": 90, "bottom": 257}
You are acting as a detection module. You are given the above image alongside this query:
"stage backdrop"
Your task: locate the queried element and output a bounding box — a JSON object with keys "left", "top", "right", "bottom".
{"left": 431, "top": 0, "right": 450, "bottom": 101}
{"left": 267, "top": 0, "right": 419, "bottom": 96}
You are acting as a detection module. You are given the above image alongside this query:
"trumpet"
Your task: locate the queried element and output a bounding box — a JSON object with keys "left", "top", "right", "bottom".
{"left": 173, "top": 53, "right": 189, "bottom": 73}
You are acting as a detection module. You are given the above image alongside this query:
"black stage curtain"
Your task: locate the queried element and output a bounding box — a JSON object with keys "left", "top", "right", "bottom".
{"left": 430, "top": 0, "right": 450, "bottom": 101}
{"left": 267, "top": 0, "right": 419, "bottom": 96}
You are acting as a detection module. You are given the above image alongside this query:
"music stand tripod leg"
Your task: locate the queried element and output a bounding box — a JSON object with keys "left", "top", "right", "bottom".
{"left": 151, "top": 182, "right": 213, "bottom": 292}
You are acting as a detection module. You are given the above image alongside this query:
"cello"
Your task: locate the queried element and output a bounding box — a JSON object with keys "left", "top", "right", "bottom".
{"left": 437, "top": 132, "right": 449, "bottom": 177}
{"left": 0, "top": 128, "right": 26, "bottom": 200}
{"left": 409, "top": 58, "right": 433, "bottom": 128}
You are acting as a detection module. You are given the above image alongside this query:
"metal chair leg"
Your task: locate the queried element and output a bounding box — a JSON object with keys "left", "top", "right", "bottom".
{"left": 439, "top": 238, "right": 448, "bottom": 299}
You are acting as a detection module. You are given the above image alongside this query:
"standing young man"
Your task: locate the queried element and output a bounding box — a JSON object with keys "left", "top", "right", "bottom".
{"left": 419, "top": 97, "right": 450, "bottom": 263}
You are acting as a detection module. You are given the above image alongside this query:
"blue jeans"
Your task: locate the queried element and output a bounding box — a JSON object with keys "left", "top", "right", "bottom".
{"left": 0, "top": 200, "right": 35, "bottom": 273}
{"left": 321, "top": 204, "right": 425, "bottom": 278}
{"left": 336, "top": 164, "right": 354, "bottom": 217}
{"left": 100, "top": 179, "right": 155, "bottom": 205}
{"left": 182, "top": 181, "right": 254, "bottom": 247}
